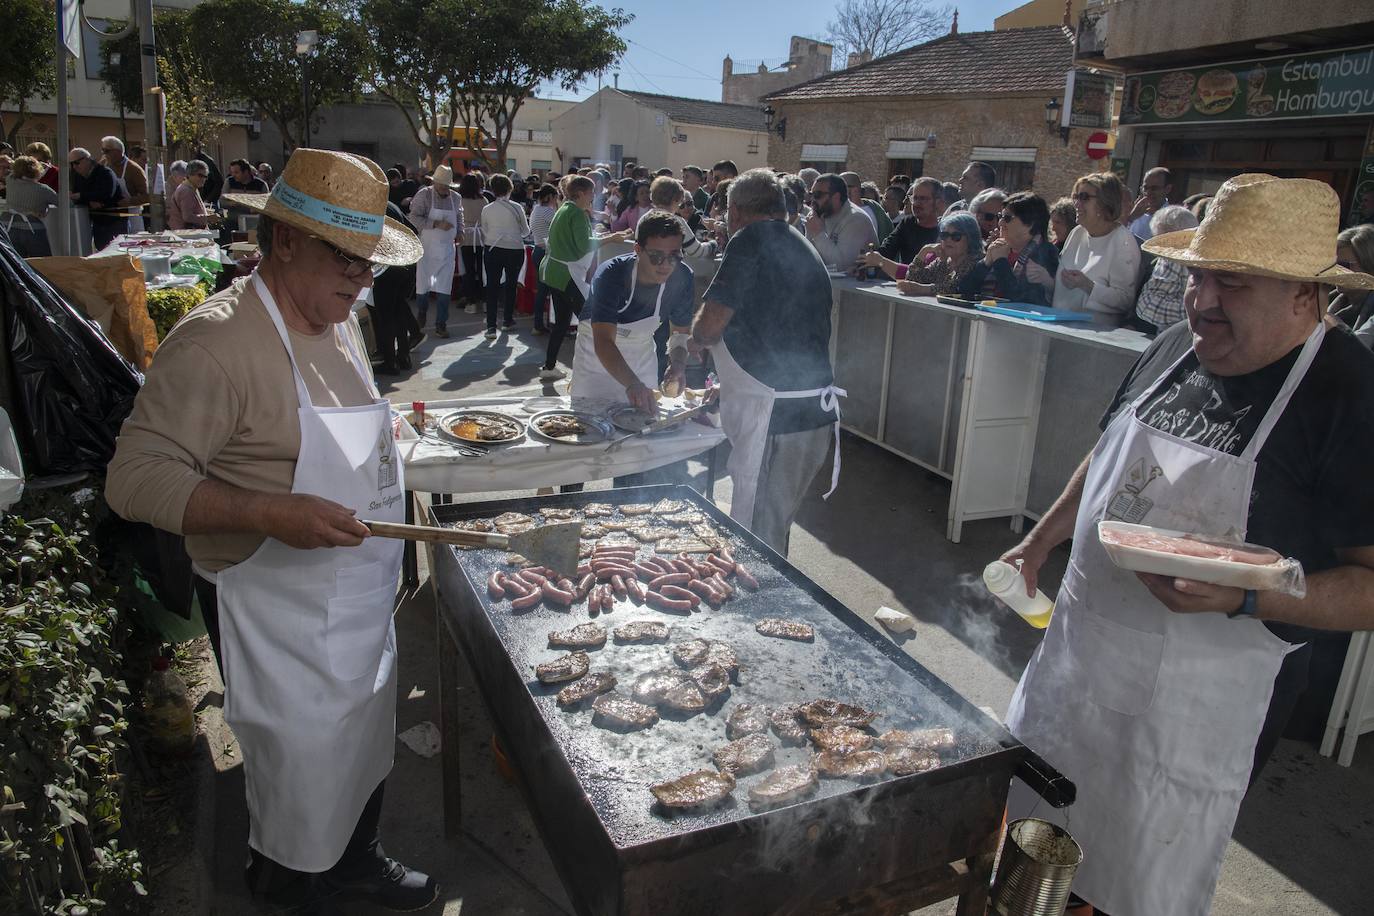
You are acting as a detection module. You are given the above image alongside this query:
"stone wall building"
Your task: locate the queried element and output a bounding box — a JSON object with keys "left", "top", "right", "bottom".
{"left": 722, "top": 37, "right": 834, "bottom": 106}
{"left": 764, "top": 25, "right": 1103, "bottom": 199}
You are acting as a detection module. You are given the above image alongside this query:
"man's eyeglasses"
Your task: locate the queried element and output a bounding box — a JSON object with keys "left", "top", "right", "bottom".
{"left": 643, "top": 249, "right": 683, "bottom": 267}
{"left": 1337, "top": 259, "right": 1360, "bottom": 271}
{"left": 939, "top": 231, "right": 965, "bottom": 241}
{"left": 977, "top": 211, "right": 999, "bottom": 222}
{"left": 1072, "top": 192, "right": 1097, "bottom": 203}
{"left": 311, "top": 235, "right": 386, "bottom": 280}
{"left": 997, "top": 211, "right": 1016, "bottom": 223}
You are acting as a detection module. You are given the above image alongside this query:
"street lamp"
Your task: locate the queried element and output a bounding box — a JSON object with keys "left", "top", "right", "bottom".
{"left": 295, "top": 29, "right": 319, "bottom": 149}
{"left": 1045, "top": 97, "right": 1069, "bottom": 144}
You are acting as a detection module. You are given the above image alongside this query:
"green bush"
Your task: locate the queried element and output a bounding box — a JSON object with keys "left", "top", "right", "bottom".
{"left": 0, "top": 498, "right": 148, "bottom": 914}
{"left": 144, "top": 286, "right": 207, "bottom": 341}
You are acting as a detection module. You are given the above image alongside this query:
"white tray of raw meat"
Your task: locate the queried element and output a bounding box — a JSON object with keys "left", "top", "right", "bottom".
{"left": 1098, "top": 521, "right": 1306, "bottom": 595}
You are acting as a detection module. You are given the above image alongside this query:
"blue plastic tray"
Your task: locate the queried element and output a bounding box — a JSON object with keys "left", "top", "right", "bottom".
{"left": 974, "top": 303, "right": 1094, "bottom": 322}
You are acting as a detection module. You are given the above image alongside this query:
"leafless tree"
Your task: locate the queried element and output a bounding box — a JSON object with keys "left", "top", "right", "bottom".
{"left": 825, "top": 0, "right": 955, "bottom": 65}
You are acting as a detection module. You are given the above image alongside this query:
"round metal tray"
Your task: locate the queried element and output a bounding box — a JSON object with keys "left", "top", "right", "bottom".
{"left": 607, "top": 404, "right": 685, "bottom": 436}
{"left": 527, "top": 410, "right": 615, "bottom": 446}
{"left": 437, "top": 409, "right": 526, "bottom": 445}
{"left": 521, "top": 396, "right": 567, "bottom": 415}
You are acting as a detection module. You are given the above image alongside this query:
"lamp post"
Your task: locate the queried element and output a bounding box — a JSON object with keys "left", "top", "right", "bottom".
{"left": 295, "top": 30, "right": 319, "bottom": 150}
{"left": 1045, "top": 97, "right": 1070, "bottom": 145}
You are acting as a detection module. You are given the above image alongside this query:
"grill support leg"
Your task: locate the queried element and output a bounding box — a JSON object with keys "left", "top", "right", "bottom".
{"left": 437, "top": 602, "right": 463, "bottom": 838}
{"left": 955, "top": 849, "right": 996, "bottom": 916}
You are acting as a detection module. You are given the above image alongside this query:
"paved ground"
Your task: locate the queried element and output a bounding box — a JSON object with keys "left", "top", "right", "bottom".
{"left": 167, "top": 306, "right": 1374, "bottom": 914}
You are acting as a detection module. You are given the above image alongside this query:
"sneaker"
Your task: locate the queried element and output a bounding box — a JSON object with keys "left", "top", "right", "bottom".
{"left": 434, "top": 326, "right": 449, "bottom": 339}
{"left": 484, "top": 328, "right": 498, "bottom": 340}
{"left": 325, "top": 853, "right": 439, "bottom": 912}
{"left": 408, "top": 331, "right": 426, "bottom": 351}
{"left": 502, "top": 320, "right": 517, "bottom": 330}
{"left": 464, "top": 304, "right": 477, "bottom": 314}
{"left": 531, "top": 326, "right": 548, "bottom": 336}
{"left": 538, "top": 367, "right": 566, "bottom": 381}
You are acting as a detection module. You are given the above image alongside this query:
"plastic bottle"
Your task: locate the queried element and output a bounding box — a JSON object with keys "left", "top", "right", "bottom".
{"left": 143, "top": 656, "right": 195, "bottom": 757}
{"left": 983, "top": 561, "right": 1054, "bottom": 629}
{"left": 864, "top": 242, "right": 881, "bottom": 280}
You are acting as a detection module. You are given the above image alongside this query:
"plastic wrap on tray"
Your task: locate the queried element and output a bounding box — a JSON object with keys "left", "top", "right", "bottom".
{"left": 1098, "top": 521, "right": 1306, "bottom": 597}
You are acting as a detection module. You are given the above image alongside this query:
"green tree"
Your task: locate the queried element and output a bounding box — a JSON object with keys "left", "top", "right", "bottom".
{"left": 98, "top": 24, "right": 144, "bottom": 118}
{"left": 191, "top": 0, "right": 368, "bottom": 151}
{"left": 359, "top": 0, "right": 630, "bottom": 169}
{"left": 0, "top": 0, "right": 57, "bottom": 146}
{"left": 153, "top": 10, "right": 230, "bottom": 154}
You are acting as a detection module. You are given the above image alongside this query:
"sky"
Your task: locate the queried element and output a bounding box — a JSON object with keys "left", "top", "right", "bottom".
{"left": 539, "top": 0, "right": 1012, "bottom": 103}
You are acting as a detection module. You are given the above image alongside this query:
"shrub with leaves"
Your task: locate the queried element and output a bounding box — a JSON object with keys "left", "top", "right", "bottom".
{"left": 0, "top": 505, "right": 147, "bottom": 914}
{"left": 144, "top": 285, "right": 207, "bottom": 341}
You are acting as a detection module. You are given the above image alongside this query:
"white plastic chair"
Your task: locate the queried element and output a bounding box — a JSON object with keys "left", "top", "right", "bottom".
{"left": 1320, "top": 631, "right": 1373, "bottom": 766}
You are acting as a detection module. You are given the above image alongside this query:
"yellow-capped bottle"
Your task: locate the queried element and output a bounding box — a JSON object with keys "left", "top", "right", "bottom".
{"left": 983, "top": 560, "right": 1054, "bottom": 628}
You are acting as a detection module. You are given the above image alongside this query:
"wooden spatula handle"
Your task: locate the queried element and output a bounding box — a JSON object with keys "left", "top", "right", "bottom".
{"left": 364, "top": 520, "right": 510, "bottom": 548}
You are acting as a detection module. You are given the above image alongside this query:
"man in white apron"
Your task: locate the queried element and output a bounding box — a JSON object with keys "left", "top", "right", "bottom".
{"left": 687, "top": 169, "right": 845, "bottom": 555}
{"left": 100, "top": 136, "right": 148, "bottom": 233}
{"left": 570, "top": 210, "right": 694, "bottom": 411}
{"left": 106, "top": 150, "right": 439, "bottom": 914}
{"left": 999, "top": 174, "right": 1374, "bottom": 916}
{"left": 409, "top": 165, "right": 460, "bottom": 338}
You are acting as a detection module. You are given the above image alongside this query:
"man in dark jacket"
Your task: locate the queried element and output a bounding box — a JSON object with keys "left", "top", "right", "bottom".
{"left": 68, "top": 147, "right": 126, "bottom": 250}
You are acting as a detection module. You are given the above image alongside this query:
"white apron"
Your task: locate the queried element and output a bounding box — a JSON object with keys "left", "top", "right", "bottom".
{"left": 544, "top": 209, "right": 597, "bottom": 298}
{"left": 569, "top": 265, "right": 665, "bottom": 402}
{"left": 115, "top": 158, "right": 144, "bottom": 233}
{"left": 1005, "top": 323, "right": 1323, "bottom": 916}
{"left": 710, "top": 338, "right": 845, "bottom": 528}
{"left": 415, "top": 189, "right": 457, "bottom": 296}
{"left": 215, "top": 274, "right": 405, "bottom": 872}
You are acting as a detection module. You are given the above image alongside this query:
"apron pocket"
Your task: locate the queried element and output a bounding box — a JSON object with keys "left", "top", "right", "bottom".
{"left": 1071, "top": 611, "right": 1165, "bottom": 716}
{"left": 325, "top": 580, "right": 398, "bottom": 681}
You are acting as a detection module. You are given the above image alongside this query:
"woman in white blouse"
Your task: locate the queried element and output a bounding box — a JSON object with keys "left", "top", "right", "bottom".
{"left": 1052, "top": 172, "right": 1141, "bottom": 321}
{"left": 479, "top": 173, "right": 530, "bottom": 340}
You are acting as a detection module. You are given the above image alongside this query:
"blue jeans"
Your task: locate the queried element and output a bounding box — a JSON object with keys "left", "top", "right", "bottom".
{"left": 420, "top": 291, "right": 450, "bottom": 330}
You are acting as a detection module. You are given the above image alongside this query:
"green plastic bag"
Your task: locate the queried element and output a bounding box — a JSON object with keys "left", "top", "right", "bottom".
{"left": 172, "top": 255, "right": 223, "bottom": 283}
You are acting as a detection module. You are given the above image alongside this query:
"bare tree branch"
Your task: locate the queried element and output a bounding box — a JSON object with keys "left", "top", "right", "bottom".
{"left": 825, "top": 0, "right": 954, "bottom": 63}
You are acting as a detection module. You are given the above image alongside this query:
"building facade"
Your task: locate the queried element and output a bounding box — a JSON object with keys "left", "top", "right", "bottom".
{"left": 552, "top": 88, "right": 768, "bottom": 175}
{"left": 1080, "top": 0, "right": 1374, "bottom": 223}
{"left": 251, "top": 95, "right": 420, "bottom": 176}
{"left": 722, "top": 37, "right": 834, "bottom": 106}
{"left": 765, "top": 26, "right": 1100, "bottom": 197}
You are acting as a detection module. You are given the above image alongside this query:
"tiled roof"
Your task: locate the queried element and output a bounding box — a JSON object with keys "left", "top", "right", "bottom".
{"left": 619, "top": 90, "right": 768, "bottom": 132}
{"left": 766, "top": 26, "right": 1074, "bottom": 102}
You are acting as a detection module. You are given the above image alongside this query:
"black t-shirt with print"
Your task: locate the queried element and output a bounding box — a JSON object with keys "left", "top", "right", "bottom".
{"left": 1101, "top": 319, "right": 1374, "bottom": 641}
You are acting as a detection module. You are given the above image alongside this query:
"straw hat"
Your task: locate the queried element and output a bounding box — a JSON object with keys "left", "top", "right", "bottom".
{"left": 432, "top": 164, "right": 454, "bottom": 188}
{"left": 221, "top": 148, "right": 421, "bottom": 266}
{"left": 1143, "top": 173, "right": 1374, "bottom": 290}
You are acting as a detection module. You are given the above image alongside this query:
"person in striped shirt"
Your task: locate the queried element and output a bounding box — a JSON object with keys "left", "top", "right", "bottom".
{"left": 528, "top": 183, "right": 559, "bottom": 334}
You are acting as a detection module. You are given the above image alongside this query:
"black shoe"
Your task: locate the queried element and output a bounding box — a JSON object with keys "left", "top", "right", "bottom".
{"left": 502, "top": 320, "right": 517, "bottom": 330}
{"left": 531, "top": 325, "right": 548, "bottom": 336}
{"left": 375, "top": 362, "right": 399, "bottom": 376}
{"left": 398, "top": 355, "right": 412, "bottom": 371}
{"left": 434, "top": 326, "right": 449, "bottom": 338}
{"left": 246, "top": 852, "right": 345, "bottom": 915}
{"left": 408, "top": 331, "right": 426, "bottom": 351}
{"left": 326, "top": 854, "right": 439, "bottom": 912}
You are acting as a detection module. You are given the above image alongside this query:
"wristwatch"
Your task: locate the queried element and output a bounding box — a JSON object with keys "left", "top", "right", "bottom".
{"left": 1227, "top": 589, "right": 1259, "bottom": 619}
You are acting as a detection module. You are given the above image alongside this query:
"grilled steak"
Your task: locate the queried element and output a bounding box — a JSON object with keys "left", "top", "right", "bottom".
{"left": 556, "top": 672, "right": 617, "bottom": 709}
{"left": 878, "top": 727, "right": 956, "bottom": 752}
{"left": 768, "top": 705, "right": 810, "bottom": 745}
{"left": 659, "top": 509, "right": 705, "bottom": 526}
{"left": 620, "top": 503, "right": 654, "bottom": 516}
{"left": 656, "top": 538, "right": 715, "bottom": 554}
{"left": 632, "top": 669, "right": 692, "bottom": 705}
{"left": 809, "top": 725, "right": 874, "bottom": 754}
{"left": 613, "top": 620, "right": 670, "bottom": 643}
{"left": 713, "top": 734, "right": 776, "bottom": 776}
{"left": 582, "top": 503, "right": 615, "bottom": 517}
{"left": 689, "top": 662, "right": 731, "bottom": 700}
{"left": 628, "top": 525, "right": 677, "bottom": 543}
{"left": 493, "top": 511, "right": 536, "bottom": 535}
{"left": 755, "top": 618, "right": 815, "bottom": 642}
{"left": 671, "top": 639, "right": 710, "bottom": 667}
{"left": 540, "top": 507, "right": 580, "bottom": 520}
{"left": 726, "top": 703, "right": 770, "bottom": 740}
{"left": 535, "top": 651, "right": 589, "bottom": 684}
{"left": 650, "top": 769, "right": 736, "bottom": 809}
{"left": 748, "top": 764, "right": 819, "bottom": 810}
{"left": 883, "top": 746, "right": 940, "bottom": 776}
{"left": 592, "top": 693, "right": 659, "bottom": 730}
{"left": 650, "top": 498, "right": 689, "bottom": 515}
{"left": 814, "top": 749, "right": 887, "bottom": 780}
{"left": 800, "top": 699, "right": 877, "bottom": 729}
{"left": 548, "top": 623, "right": 607, "bottom": 649}
{"left": 580, "top": 523, "right": 607, "bottom": 539}
{"left": 660, "top": 680, "right": 707, "bottom": 713}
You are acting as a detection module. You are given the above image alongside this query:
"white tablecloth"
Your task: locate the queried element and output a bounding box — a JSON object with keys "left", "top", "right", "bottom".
{"left": 398, "top": 395, "right": 725, "bottom": 493}
{"left": 92, "top": 232, "right": 234, "bottom": 266}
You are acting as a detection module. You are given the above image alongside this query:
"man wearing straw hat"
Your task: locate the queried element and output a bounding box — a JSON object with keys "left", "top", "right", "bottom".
{"left": 998, "top": 174, "right": 1374, "bottom": 916}
{"left": 107, "top": 150, "right": 438, "bottom": 913}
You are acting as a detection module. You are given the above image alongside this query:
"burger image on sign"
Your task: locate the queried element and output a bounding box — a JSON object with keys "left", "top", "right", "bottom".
{"left": 1153, "top": 70, "right": 1195, "bottom": 119}
{"left": 1194, "top": 69, "right": 1239, "bottom": 116}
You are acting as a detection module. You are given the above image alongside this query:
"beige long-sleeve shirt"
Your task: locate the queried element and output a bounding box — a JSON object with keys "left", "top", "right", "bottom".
{"left": 106, "top": 276, "right": 374, "bottom": 571}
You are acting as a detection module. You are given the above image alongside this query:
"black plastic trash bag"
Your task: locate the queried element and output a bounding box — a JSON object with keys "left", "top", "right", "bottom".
{"left": 0, "top": 224, "right": 143, "bottom": 476}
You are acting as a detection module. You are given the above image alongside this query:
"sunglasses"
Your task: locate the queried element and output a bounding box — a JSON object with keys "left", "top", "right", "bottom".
{"left": 311, "top": 235, "right": 386, "bottom": 280}
{"left": 939, "top": 231, "right": 965, "bottom": 241}
{"left": 643, "top": 249, "right": 683, "bottom": 267}
{"left": 997, "top": 211, "right": 1016, "bottom": 223}
{"left": 978, "top": 211, "right": 999, "bottom": 222}
{"left": 1073, "top": 192, "right": 1097, "bottom": 203}
{"left": 1337, "top": 260, "right": 1360, "bottom": 271}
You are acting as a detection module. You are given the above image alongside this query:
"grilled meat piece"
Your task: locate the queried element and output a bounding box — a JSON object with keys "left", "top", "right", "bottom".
{"left": 650, "top": 769, "right": 736, "bottom": 810}
{"left": 661, "top": 681, "right": 707, "bottom": 713}
{"left": 650, "top": 498, "right": 689, "bottom": 515}
{"left": 656, "top": 538, "right": 715, "bottom": 554}
{"left": 755, "top": 618, "right": 815, "bottom": 642}
{"left": 620, "top": 503, "right": 654, "bottom": 516}
{"left": 540, "top": 507, "right": 580, "bottom": 520}
{"left": 493, "top": 511, "right": 536, "bottom": 535}
{"left": 688, "top": 662, "right": 730, "bottom": 700}
{"left": 809, "top": 725, "right": 874, "bottom": 754}
{"left": 768, "top": 705, "right": 810, "bottom": 745}
{"left": 748, "top": 764, "right": 819, "bottom": 810}
{"left": 548, "top": 623, "right": 608, "bottom": 649}
{"left": 671, "top": 639, "right": 739, "bottom": 677}
{"left": 883, "top": 746, "right": 940, "bottom": 776}
{"left": 537, "top": 416, "right": 587, "bottom": 438}
{"left": 580, "top": 523, "right": 607, "bottom": 539}
{"left": 628, "top": 525, "right": 678, "bottom": 543}
{"left": 448, "top": 518, "right": 494, "bottom": 532}
{"left": 613, "top": 620, "right": 670, "bottom": 643}
{"left": 726, "top": 703, "right": 770, "bottom": 740}
{"left": 631, "top": 669, "right": 689, "bottom": 703}
{"left": 713, "top": 734, "right": 776, "bottom": 776}
{"left": 582, "top": 502, "right": 615, "bottom": 517}
{"left": 814, "top": 749, "right": 887, "bottom": 780}
{"left": 659, "top": 509, "right": 706, "bottom": 526}
{"left": 592, "top": 693, "right": 659, "bottom": 731}
{"left": 535, "top": 651, "right": 589, "bottom": 684}
{"left": 878, "top": 727, "right": 956, "bottom": 752}
{"left": 800, "top": 699, "right": 877, "bottom": 730}
{"left": 556, "top": 672, "right": 617, "bottom": 709}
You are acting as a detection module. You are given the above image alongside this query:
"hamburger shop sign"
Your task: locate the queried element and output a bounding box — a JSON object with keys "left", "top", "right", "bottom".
{"left": 1121, "top": 44, "right": 1374, "bottom": 126}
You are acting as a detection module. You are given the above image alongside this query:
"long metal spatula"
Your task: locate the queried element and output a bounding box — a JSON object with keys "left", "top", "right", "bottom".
{"left": 605, "top": 400, "right": 715, "bottom": 453}
{"left": 363, "top": 519, "right": 583, "bottom": 576}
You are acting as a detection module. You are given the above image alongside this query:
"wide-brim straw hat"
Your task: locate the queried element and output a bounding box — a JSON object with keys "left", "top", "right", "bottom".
{"left": 221, "top": 148, "right": 421, "bottom": 267}
{"left": 432, "top": 164, "right": 454, "bottom": 188}
{"left": 1143, "top": 173, "right": 1374, "bottom": 290}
